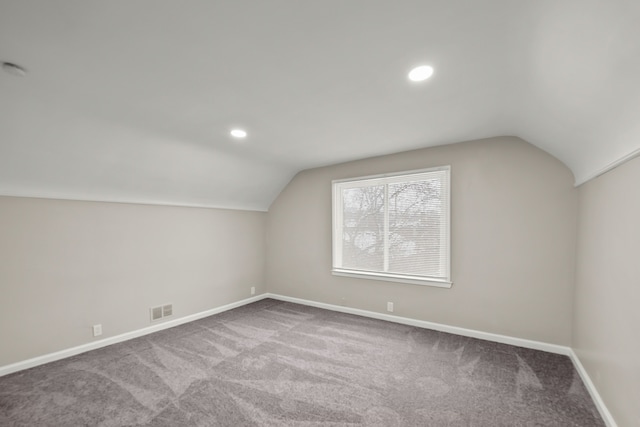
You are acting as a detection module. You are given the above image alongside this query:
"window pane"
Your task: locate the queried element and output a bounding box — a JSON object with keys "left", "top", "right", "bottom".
{"left": 332, "top": 166, "right": 450, "bottom": 284}
{"left": 388, "top": 179, "right": 444, "bottom": 277}
{"left": 341, "top": 185, "right": 385, "bottom": 271}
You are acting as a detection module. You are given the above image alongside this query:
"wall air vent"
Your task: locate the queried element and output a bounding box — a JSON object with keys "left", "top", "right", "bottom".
{"left": 150, "top": 304, "right": 173, "bottom": 322}
{"left": 162, "top": 304, "right": 173, "bottom": 317}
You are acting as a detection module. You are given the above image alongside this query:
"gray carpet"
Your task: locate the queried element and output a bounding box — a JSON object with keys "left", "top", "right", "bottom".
{"left": 0, "top": 299, "right": 604, "bottom": 426}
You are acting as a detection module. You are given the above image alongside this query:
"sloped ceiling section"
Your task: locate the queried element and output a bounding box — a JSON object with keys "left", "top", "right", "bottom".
{"left": 1, "top": 1, "right": 639, "bottom": 211}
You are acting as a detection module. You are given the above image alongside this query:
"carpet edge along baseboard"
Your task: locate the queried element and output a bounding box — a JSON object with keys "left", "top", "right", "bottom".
{"left": 0, "top": 292, "right": 617, "bottom": 427}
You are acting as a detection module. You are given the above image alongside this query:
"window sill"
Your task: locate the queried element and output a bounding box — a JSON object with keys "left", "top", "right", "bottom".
{"left": 331, "top": 269, "right": 452, "bottom": 288}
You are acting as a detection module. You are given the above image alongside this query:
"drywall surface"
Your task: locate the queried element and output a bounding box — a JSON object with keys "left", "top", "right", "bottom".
{"left": 0, "top": 197, "right": 265, "bottom": 367}
{"left": 266, "top": 136, "right": 578, "bottom": 345}
{"left": 574, "top": 156, "right": 640, "bottom": 427}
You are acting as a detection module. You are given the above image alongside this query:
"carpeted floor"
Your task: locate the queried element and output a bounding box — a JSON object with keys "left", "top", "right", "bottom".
{"left": 0, "top": 299, "right": 604, "bottom": 426}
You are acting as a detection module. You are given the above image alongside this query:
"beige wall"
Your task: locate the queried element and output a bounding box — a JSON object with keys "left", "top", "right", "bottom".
{"left": 4, "top": 135, "right": 635, "bottom": 423}
{"left": 0, "top": 197, "right": 265, "bottom": 367}
{"left": 574, "top": 156, "right": 640, "bottom": 427}
{"left": 266, "top": 136, "right": 578, "bottom": 345}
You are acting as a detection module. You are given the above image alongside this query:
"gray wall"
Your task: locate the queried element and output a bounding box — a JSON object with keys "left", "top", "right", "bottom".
{"left": 574, "top": 156, "right": 640, "bottom": 427}
{"left": 266, "top": 136, "right": 578, "bottom": 345}
{"left": 2, "top": 135, "right": 635, "bottom": 423}
{"left": 0, "top": 197, "right": 265, "bottom": 367}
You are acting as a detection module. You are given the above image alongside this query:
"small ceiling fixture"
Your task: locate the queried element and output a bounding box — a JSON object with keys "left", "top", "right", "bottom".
{"left": 230, "top": 129, "right": 247, "bottom": 139}
{"left": 408, "top": 65, "right": 434, "bottom": 82}
{"left": 2, "top": 62, "right": 28, "bottom": 77}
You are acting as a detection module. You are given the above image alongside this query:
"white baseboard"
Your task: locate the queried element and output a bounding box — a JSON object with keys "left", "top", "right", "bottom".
{"left": 0, "top": 294, "right": 266, "bottom": 378}
{"left": 568, "top": 349, "right": 618, "bottom": 427}
{"left": 0, "top": 292, "right": 617, "bottom": 426}
{"left": 265, "top": 293, "right": 617, "bottom": 427}
{"left": 265, "top": 293, "right": 570, "bottom": 355}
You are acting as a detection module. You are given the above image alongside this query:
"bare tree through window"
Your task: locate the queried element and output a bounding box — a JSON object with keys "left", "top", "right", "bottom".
{"left": 333, "top": 167, "right": 450, "bottom": 284}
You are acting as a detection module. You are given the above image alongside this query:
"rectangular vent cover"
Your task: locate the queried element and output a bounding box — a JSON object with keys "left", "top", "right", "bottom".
{"left": 162, "top": 304, "right": 173, "bottom": 317}
{"left": 150, "top": 304, "right": 173, "bottom": 322}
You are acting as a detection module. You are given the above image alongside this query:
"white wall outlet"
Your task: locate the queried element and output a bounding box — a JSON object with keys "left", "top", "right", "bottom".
{"left": 251, "top": 286, "right": 256, "bottom": 295}
{"left": 387, "top": 302, "right": 394, "bottom": 313}
{"left": 92, "top": 324, "right": 102, "bottom": 337}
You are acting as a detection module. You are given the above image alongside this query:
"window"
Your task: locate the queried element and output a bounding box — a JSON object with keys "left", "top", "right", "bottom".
{"left": 332, "top": 166, "right": 451, "bottom": 287}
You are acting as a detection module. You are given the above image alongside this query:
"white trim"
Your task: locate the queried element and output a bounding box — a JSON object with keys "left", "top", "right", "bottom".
{"left": 332, "top": 182, "right": 342, "bottom": 268}
{"left": 331, "top": 165, "right": 451, "bottom": 185}
{"left": 441, "top": 167, "right": 451, "bottom": 276}
{"left": 0, "top": 294, "right": 266, "bottom": 377}
{"left": 576, "top": 146, "right": 640, "bottom": 186}
{"left": 265, "top": 293, "right": 616, "bottom": 425}
{"left": 0, "top": 291, "right": 617, "bottom": 426}
{"left": 265, "top": 293, "right": 569, "bottom": 354}
{"left": 0, "top": 192, "right": 268, "bottom": 212}
{"left": 332, "top": 166, "right": 451, "bottom": 283}
{"left": 383, "top": 184, "right": 390, "bottom": 271}
{"left": 567, "top": 349, "right": 618, "bottom": 427}
{"left": 331, "top": 269, "right": 452, "bottom": 288}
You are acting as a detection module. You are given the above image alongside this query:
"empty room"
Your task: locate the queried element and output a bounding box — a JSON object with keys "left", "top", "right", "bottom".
{"left": 0, "top": 1, "right": 638, "bottom": 426}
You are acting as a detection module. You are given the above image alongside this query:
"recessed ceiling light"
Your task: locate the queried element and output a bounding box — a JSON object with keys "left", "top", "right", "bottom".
{"left": 2, "top": 62, "right": 28, "bottom": 77}
{"left": 408, "top": 65, "right": 434, "bottom": 82}
{"left": 230, "top": 129, "right": 247, "bottom": 139}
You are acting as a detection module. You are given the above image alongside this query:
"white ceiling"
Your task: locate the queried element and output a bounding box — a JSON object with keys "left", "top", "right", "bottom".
{"left": 1, "top": 1, "right": 639, "bottom": 211}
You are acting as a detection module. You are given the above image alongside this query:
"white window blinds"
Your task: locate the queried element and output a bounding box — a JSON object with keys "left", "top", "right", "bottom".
{"left": 332, "top": 166, "right": 451, "bottom": 286}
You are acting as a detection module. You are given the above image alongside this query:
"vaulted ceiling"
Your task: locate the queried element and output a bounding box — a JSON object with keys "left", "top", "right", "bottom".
{"left": 1, "top": 1, "right": 639, "bottom": 211}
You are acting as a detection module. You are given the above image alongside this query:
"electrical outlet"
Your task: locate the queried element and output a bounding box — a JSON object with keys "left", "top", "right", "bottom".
{"left": 251, "top": 286, "right": 255, "bottom": 295}
{"left": 92, "top": 324, "right": 102, "bottom": 337}
{"left": 387, "top": 302, "right": 394, "bottom": 313}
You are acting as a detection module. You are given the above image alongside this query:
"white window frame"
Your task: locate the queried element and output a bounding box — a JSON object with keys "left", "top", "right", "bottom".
{"left": 332, "top": 166, "right": 452, "bottom": 288}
